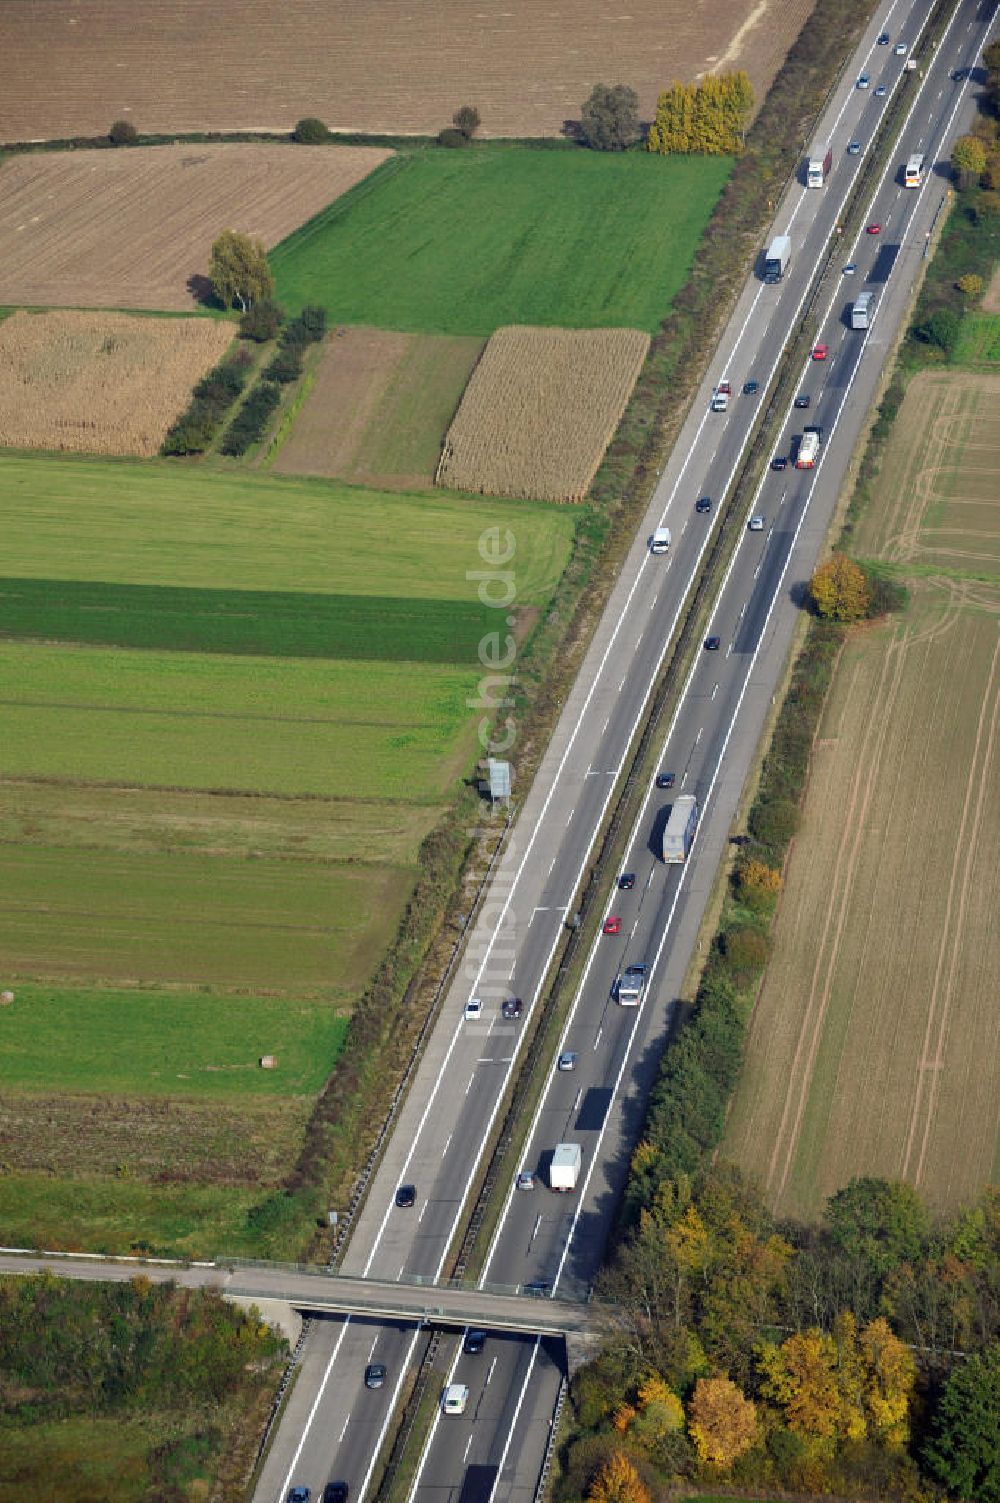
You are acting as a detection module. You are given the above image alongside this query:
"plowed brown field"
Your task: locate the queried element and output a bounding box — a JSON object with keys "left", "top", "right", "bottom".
{"left": 0, "top": 143, "right": 390, "bottom": 311}
{"left": 724, "top": 371, "right": 1000, "bottom": 1217}
{"left": 0, "top": 309, "right": 233, "bottom": 455}
{"left": 0, "top": 0, "right": 815, "bottom": 142}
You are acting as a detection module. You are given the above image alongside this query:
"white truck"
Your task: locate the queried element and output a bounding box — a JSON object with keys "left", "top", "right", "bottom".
{"left": 550, "top": 1142, "right": 582, "bottom": 1192}
{"left": 661, "top": 793, "right": 699, "bottom": 863}
{"left": 710, "top": 379, "right": 731, "bottom": 412}
{"left": 649, "top": 526, "right": 671, "bottom": 554}
{"left": 763, "top": 234, "right": 791, "bottom": 284}
{"left": 806, "top": 143, "right": 833, "bottom": 187}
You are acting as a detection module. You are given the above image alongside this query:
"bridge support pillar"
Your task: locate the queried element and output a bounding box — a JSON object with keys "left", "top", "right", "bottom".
{"left": 564, "top": 1329, "right": 604, "bottom": 1376}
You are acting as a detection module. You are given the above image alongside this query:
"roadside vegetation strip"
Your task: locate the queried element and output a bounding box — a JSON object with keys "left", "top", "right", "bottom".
{"left": 436, "top": 325, "right": 651, "bottom": 503}
{"left": 271, "top": 149, "right": 732, "bottom": 335}
{"left": 0, "top": 453, "right": 576, "bottom": 607}
{"left": 0, "top": 143, "right": 392, "bottom": 312}
{"left": 0, "top": 309, "right": 234, "bottom": 456}
{"left": 0, "top": 577, "right": 503, "bottom": 663}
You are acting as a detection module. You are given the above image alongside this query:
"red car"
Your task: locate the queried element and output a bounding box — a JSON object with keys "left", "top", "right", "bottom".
{"left": 603, "top": 915, "right": 622, "bottom": 935}
{"left": 867, "top": 222, "right": 882, "bottom": 235}
{"left": 812, "top": 343, "right": 828, "bottom": 360}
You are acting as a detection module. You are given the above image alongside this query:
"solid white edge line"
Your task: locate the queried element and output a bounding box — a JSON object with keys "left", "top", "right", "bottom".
{"left": 278, "top": 1317, "right": 353, "bottom": 1500}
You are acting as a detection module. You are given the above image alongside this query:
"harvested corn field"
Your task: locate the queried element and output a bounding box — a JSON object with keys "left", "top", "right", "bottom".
{"left": 0, "top": 310, "right": 233, "bottom": 456}
{"left": 437, "top": 325, "right": 650, "bottom": 503}
{"left": 0, "top": 143, "right": 391, "bottom": 311}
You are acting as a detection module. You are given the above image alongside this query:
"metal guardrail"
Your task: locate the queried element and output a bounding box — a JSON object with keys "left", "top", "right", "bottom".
{"left": 533, "top": 1377, "right": 568, "bottom": 1503}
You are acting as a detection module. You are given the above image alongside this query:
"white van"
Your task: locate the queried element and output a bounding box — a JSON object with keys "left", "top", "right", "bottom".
{"left": 649, "top": 527, "right": 671, "bottom": 554}
{"left": 442, "top": 1383, "right": 470, "bottom": 1415}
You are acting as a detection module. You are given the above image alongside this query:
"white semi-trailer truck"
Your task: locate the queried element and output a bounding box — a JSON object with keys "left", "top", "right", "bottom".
{"left": 806, "top": 143, "right": 833, "bottom": 187}
{"left": 763, "top": 234, "right": 791, "bottom": 283}
{"left": 662, "top": 794, "right": 699, "bottom": 863}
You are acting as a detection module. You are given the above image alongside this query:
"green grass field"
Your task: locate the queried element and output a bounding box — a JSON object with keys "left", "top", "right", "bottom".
{"left": 0, "top": 577, "right": 501, "bottom": 662}
{"left": 1, "top": 780, "right": 443, "bottom": 866}
{"left": 1, "top": 452, "right": 576, "bottom": 608}
{"left": 349, "top": 334, "right": 486, "bottom": 484}
{"left": 1, "top": 642, "right": 480, "bottom": 799}
{"left": 953, "top": 310, "right": 1000, "bottom": 363}
{"left": 1, "top": 845, "right": 412, "bottom": 991}
{"left": 0, "top": 984, "right": 345, "bottom": 1096}
{"left": 271, "top": 148, "right": 731, "bottom": 335}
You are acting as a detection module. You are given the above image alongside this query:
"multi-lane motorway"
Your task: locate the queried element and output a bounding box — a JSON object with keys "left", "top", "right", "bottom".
{"left": 258, "top": 2, "right": 997, "bottom": 1499}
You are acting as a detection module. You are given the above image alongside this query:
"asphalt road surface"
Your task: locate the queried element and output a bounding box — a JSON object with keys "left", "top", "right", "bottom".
{"left": 258, "top": 2, "right": 998, "bottom": 1499}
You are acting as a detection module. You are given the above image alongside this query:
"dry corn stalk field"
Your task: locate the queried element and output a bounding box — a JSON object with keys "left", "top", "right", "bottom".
{"left": 0, "top": 310, "right": 234, "bottom": 456}
{"left": 0, "top": 0, "right": 816, "bottom": 142}
{"left": 0, "top": 144, "right": 391, "bottom": 311}
{"left": 436, "top": 325, "right": 650, "bottom": 503}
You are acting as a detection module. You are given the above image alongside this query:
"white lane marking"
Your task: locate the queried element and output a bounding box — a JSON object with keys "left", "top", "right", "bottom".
{"left": 443, "top": 1133, "right": 453, "bottom": 1156}
{"left": 277, "top": 1317, "right": 353, "bottom": 1502}
{"left": 398, "top": 1263, "right": 406, "bottom": 1279}
{"left": 726, "top": 641, "right": 734, "bottom": 659}
{"left": 711, "top": 682, "right": 720, "bottom": 699}
{"left": 359, "top": 1327, "right": 423, "bottom": 1503}
{"left": 482, "top": 1341, "right": 542, "bottom": 1503}
{"left": 738, "top": 602, "right": 747, "bottom": 619}
{"left": 340, "top": 1414, "right": 351, "bottom": 1442}
{"left": 547, "top": 855, "right": 557, "bottom": 875}
{"left": 573, "top": 1088, "right": 582, "bottom": 1110}
{"left": 465, "top": 1076, "right": 473, "bottom": 1095}
{"left": 566, "top": 808, "right": 575, "bottom": 825}
{"left": 464, "top": 1434, "right": 474, "bottom": 1462}
{"left": 369, "top": 1337, "right": 378, "bottom": 1360}
{"left": 418, "top": 1201, "right": 428, "bottom": 1223}
{"left": 486, "top": 1356, "right": 497, "bottom": 1386}
{"left": 695, "top": 726, "right": 704, "bottom": 745}
{"left": 593, "top": 1027, "right": 603, "bottom": 1050}
{"left": 619, "top": 675, "right": 628, "bottom": 691}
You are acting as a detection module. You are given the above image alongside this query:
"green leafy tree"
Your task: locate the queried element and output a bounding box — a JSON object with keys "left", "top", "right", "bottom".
{"left": 453, "top": 104, "right": 481, "bottom": 138}
{"left": 825, "top": 1178, "right": 930, "bottom": 1278}
{"left": 581, "top": 83, "right": 641, "bottom": 152}
{"left": 109, "top": 119, "right": 138, "bottom": 145}
{"left": 293, "top": 116, "right": 330, "bottom": 143}
{"left": 208, "top": 230, "right": 274, "bottom": 313}
{"left": 239, "top": 298, "right": 284, "bottom": 342}
{"left": 438, "top": 126, "right": 470, "bottom": 148}
{"left": 914, "top": 306, "right": 961, "bottom": 354}
{"left": 924, "top": 1343, "right": 1000, "bottom": 1501}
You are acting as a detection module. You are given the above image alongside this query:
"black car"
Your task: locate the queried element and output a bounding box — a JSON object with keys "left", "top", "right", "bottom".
{"left": 655, "top": 772, "right": 675, "bottom": 789}
{"left": 287, "top": 1490, "right": 311, "bottom": 1503}
{"left": 365, "top": 1363, "right": 387, "bottom": 1390}
{"left": 794, "top": 394, "right": 811, "bottom": 409}
{"left": 395, "top": 1184, "right": 416, "bottom": 1208}
{"left": 877, "top": 31, "right": 890, "bottom": 43}
{"left": 771, "top": 455, "right": 788, "bottom": 471}
{"left": 618, "top": 872, "right": 635, "bottom": 890}
{"left": 323, "top": 1485, "right": 349, "bottom": 1503}
{"left": 524, "top": 1280, "right": 553, "bottom": 1297}
{"left": 463, "top": 1329, "right": 486, "bottom": 1355}
{"left": 743, "top": 379, "right": 759, "bottom": 395}
{"left": 695, "top": 496, "right": 712, "bottom": 513}
{"left": 704, "top": 636, "right": 721, "bottom": 651}
{"left": 501, "top": 996, "right": 523, "bottom": 1020}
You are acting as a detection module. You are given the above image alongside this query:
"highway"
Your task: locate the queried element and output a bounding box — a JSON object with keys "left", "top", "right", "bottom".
{"left": 256, "top": 2, "right": 998, "bottom": 1500}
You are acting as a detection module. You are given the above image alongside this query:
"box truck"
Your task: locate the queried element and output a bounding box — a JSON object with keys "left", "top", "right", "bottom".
{"left": 550, "top": 1142, "right": 582, "bottom": 1192}
{"left": 649, "top": 526, "right": 671, "bottom": 554}
{"left": 851, "top": 291, "right": 875, "bottom": 329}
{"left": 763, "top": 234, "right": 791, "bottom": 283}
{"left": 616, "top": 963, "right": 648, "bottom": 1006}
{"left": 662, "top": 794, "right": 699, "bottom": 863}
{"left": 795, "top": 429, "right": 821, "bottom": 469}
{"left": 806, "top": 143, "right": 833, "bottom": 187}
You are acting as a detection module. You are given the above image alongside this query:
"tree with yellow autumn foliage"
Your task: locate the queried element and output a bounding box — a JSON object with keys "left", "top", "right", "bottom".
{"left": 588, "top": 1450, "right": 651, "bottom": 1503}
{"left": 859, "top": 1317, "right": 917, "bottom": 1445}
{"left": 687, "top": 1376, "right": 758, "bottom": 1466}
{"left": 810, "top": 553, "right": 872, "bottom": 622}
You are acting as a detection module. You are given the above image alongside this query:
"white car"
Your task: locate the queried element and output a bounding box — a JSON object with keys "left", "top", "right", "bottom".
{"left": 464, "top": 997, "right": 483, "bottom": 1021}
{"left": 843, "top": 263, "right": 857, "bottom": 275}
{"left": 857, "top": 73, "right": 871, "bottom": 88}
{"left": 442, "top": 1383, "right": 469, "bottom": 1415}
{"left": 748, "top": 516, "right": 765, "bottom": 532}
{"left": 894, "top": 41, "right": 907, "bottom": 55}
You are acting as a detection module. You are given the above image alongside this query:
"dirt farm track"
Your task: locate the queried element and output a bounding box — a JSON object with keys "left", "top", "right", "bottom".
{"left": 1, "top": 0, "right": 815, "bottom": 142}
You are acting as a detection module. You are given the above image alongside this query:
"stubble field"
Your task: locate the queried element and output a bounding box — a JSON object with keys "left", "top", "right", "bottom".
{"left": 0, "top": 0, "right": 815, "bottom": 142}
{"left": 0, "top": 309, "right": 233, "bottom": 455}
{"left": 725, "top": 370, "right": 1000, "bottom": 1216}
{"left": 437, "top": 325, "right": 651, "bottom": 502}
{"left": 0, "top": 143, "right": 390, "bottom": 310}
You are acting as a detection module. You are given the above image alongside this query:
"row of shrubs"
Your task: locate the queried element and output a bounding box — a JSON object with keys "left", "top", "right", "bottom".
{"left": 162, "top": 302, "right": 326, "bottom": 458}
{"left": 160, "top": 352, "right": 250, "bottom": 456}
